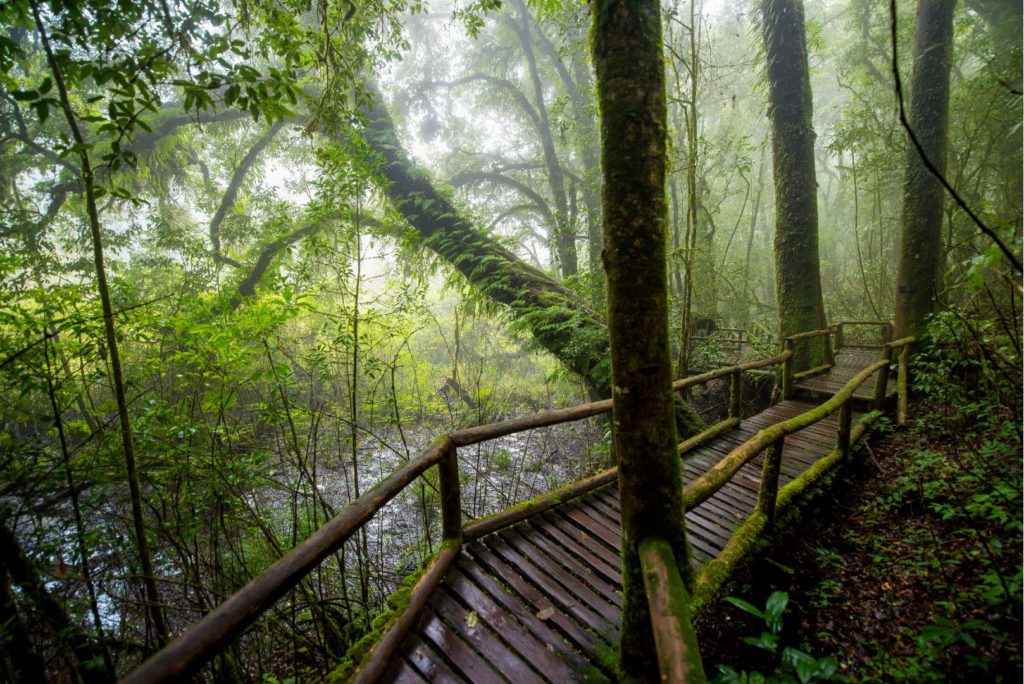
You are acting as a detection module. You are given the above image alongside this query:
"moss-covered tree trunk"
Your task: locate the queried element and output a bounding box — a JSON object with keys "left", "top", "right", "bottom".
{"left": 358, "top": 84, "right": 611, "bottom": 391}
{"left": 759, "top": 0, "right": 828, "bottom": 369}
{"left": 894, "top": 0, "right": 957, "bottom": 339}
{"left": 589, "top": 0, "right": 698, "bottom": 680}
{"left": 356, "top": 83, "right": 705, "bottom": 435}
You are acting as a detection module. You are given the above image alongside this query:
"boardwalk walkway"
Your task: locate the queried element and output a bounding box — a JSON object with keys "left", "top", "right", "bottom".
{"left": 382, "top": 399, "right": 857, "bottom": 683}
{"left": 121, "top": 326, "right": 912, "bottom": 684}
{"left": 796, "top": 349, "right": 896, "bottom": 402}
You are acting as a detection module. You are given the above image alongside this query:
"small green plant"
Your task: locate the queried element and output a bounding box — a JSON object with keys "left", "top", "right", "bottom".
{"left": 712, "top": 591, "right": 840, "bottom": 684}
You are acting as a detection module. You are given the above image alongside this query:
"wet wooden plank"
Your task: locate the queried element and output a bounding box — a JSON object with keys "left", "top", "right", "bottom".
{"left": 684, "top": 511, "right": 734, "bottom": 549}
{"left": 539, "top": 511, "right": 622, "bottom": 571}
{"left": 458, "top": 552, "right": 605, "bottom": 663}
{"left": 525, "top": 518, "right": 621, "bottom": 585}
{"left": 498, "top": 530, "right": 621, "bottom": 622}
{"left": 446, "top": 569, "right": 577, "bottom": 679}
{"left": 584, "top": 496, "right": 622, "bottom": 527}
{"left": 510, "top": 526, "right": 622, "bottom": 607}
{"left": 454, "top": 561, "right": 593, "bottom": 671}
{"left": 418, "top": 607, "right": 506, "bottom": 684}
{"left": 483, "top": 538, "right": 618, "bottom": 639}
{"left": 402, "top": 634, "right": 467, "bottom": 683}
{"left": 431, "top": 585, "right": 547, "bottom": 684}
{"left": 385, "top": 655, "right": 429, "bottom": 684}
{"left": 560, "top": 507, "right": 621, "bottom": 551}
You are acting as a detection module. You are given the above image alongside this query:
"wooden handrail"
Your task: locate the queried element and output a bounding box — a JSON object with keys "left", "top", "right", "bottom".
{"left": 886, "top": 335, "right": 916, "bottom": 349}
{"left": 354, "top": 543, "right": 460, "bottom": 683}
{"left": 118, "top": 347, "right": 804, "bottom": 683}
{"left": 120, "top": 438, "right": 452, "bottom": 684}
{"left": 639, "top": 536, "right": 708, "bottom": 684}
{"left": 834, "top": 319, "right": 891, "bottom": 326}
{"left": 784, "top": 328, "right": 831, "bottom": 341}
{"left": 683, "top": 358, "right": 890, "bottom": 511}
{"left": 833, "top": 320, "right": 894, "bottom": 349}
{"left": 674, "top": 350, "right": 791, "bottom": 391}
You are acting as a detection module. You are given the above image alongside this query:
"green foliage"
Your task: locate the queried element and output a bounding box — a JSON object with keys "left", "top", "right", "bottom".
{"left": 714, "top": 591, "right": 840, "bottom": 684}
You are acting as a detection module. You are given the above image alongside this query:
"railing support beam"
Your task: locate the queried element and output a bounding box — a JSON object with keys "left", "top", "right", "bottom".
{"left": 898, "top": 344, "right": 910, "bottom": 425}
{"left": 837, "top": 402, "right": 852, "bottom": 466}
{"left": 729, "top": 370, "right": 742, "bottom": 420}
{"left": 639, "top": 536, "right": 708, "bottom": 684}
{"left": 781, "top": 339, "right": 795, "bottom": 400}
{"left": 439, "top": 441, "right": 462, "bottom": 543}
{"left": 873, "top": 344, "right": 894, "bottom": 410}
{"left": 757, "top": 437, "right": 785, "bottom": 529}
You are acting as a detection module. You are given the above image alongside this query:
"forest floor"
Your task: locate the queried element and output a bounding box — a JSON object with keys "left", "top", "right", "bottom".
{"left": 694, "top": 404, "right": 1023, "bottom": 683}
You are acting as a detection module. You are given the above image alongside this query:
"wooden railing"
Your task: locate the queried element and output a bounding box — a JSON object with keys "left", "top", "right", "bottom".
{"left": 644, "top": 335, "right": 915, "bottom": 683}
{"left": 639, "top": 536, "right": 707, "bottom": 684}
{"left": 781, "top": 328, "right": 834, "bottom": 399}
{"left": 122, "top": 333, "right": 912, "bottom": 684}
{"left": 121, "top": 351, "right": 792, "bottom": 684}
{"left": 832, "top": 319, "right": 894, "bottom": 350}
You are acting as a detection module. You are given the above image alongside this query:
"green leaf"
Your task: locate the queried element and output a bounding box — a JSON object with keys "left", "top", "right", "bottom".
{"left": 723, "top": 596, "right": 765, "bottom": 620}
{"left": 764, "top": 590, "right": 789, "bottom": 633}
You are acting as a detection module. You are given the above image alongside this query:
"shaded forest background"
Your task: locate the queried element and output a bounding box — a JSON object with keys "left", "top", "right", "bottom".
{"left": 0, "top": 0, "right": 1019, "bottom": 681}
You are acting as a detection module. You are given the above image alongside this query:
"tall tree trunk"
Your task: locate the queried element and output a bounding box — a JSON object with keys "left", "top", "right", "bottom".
{"left": 759, "top": 0, "right": 828, "bottom": 369}
{"left": 894, "top": 0, "right": 957, "bottom": 339}
{"left": 590, "top": 0, "right": 704, "bottom": 681}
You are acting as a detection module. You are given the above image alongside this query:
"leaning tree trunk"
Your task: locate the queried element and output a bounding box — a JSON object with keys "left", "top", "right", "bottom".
{"left": 590, "top": 0, "right": 705, "bottom": 680}
{"left": 358, "top": 84, "right": 605, "bottom": 389}
{"left": 894, "top": 0, "right": 957, "bottom": 340}
{"left": 356, "top": 83, "right": 705, "bottom": 434}
{"left": 759, "top": 0, "right": 828, "bottom": 369}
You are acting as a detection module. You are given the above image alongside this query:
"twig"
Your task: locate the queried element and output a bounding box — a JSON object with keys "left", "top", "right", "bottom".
{"left": 863, "top": 440, "right": 883, "bottom": 473}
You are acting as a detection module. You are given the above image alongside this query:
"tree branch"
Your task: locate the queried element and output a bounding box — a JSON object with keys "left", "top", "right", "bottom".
{"left": 208, "top": 121, "right": 284, "bottom": 269}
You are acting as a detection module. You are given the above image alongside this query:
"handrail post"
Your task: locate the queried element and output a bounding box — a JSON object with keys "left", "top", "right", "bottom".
{"left": 781, "top": 338, "right": 795, "bottom": 400}
{"left": 729, "top": 369, "right": 742, "bottom": 420}
{"left": 439, "top": 440, "right": 462, "bottom": 544}
{"left": 837, "top": 401, "right": 852, "bottom": 467}
{"left": 757, "top": 437, "right": 784, "bottom": 529}
{"left": 897, "top": 343, "right": 911, "bottom": 425}
{"left": 872, "top": 344, "right": 894, "bottom": 411}
{"left": 823, "top": 330, "right": 834, "bottom": 366}
{"left": 882, "top": 322, "right": 894, "bottom": 345}
{"left": 831, "top": 323, "right": 843, "bottom": 352}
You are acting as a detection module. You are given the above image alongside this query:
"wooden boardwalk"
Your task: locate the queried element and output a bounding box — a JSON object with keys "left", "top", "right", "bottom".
{"left": 796, "top": 348, "right": 893, "bottom": 402}
{"left": 381, "top": 399, "right": 857, "bottom": 683}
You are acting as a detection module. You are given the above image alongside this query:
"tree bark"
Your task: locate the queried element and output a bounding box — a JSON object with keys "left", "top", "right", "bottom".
{"left": 590, "top": 0, "right": 701, "bottom": 680}
{"left": 759, "top": 0, "right": 828, "bottom": 369}
{"left": 894, "top": 0, "right": 957, "bottom": 339}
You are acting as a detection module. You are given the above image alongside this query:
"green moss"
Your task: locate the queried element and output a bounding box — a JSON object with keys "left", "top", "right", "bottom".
{"left": 690, "top": 412, "right": 885, "bottom": 615}
{"left": 326, "top": 540, "right": 460, "bottom": 683}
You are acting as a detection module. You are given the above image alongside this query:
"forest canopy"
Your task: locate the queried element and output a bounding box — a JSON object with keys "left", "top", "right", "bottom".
{"left": 0, "top": 0, "right": 1020, "bottom": 680}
